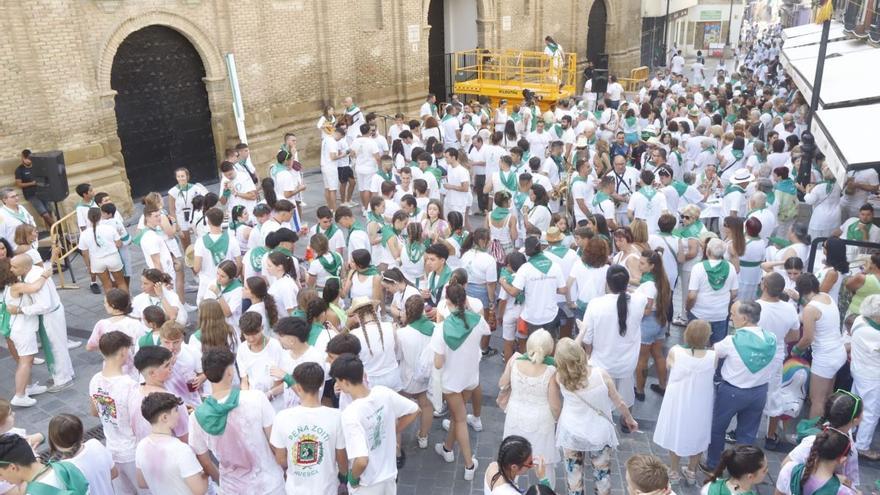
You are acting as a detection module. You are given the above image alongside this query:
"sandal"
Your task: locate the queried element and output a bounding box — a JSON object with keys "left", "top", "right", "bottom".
{"left": 667, "top": 468, "right": 681, "bottom": 484}
{"left": 680, "top": 466, "right": 696, "bottom": 485}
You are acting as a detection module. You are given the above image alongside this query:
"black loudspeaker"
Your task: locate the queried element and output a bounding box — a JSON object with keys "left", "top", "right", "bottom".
{"left": 592, "top": 69, "right": 609, "bottom": 94}
{"left": 30, "top": 151, "right": 68, "bottom": 203}
{"left": 597, "top": 53, "right": 609, "bottom": 70}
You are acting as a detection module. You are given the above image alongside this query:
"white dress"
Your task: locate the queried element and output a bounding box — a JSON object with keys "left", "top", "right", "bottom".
{"left": 556, "top": 367, "right": 618, "bottom": 452}
{"left": 653, "top": 347, "right": 716, "bottom": 456}
{"left": 502, "top": 362, "right": 560, "bottom": 464}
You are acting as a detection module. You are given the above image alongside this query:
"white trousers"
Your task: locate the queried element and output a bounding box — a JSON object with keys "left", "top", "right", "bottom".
{"left": 852, "top": 374, "right": 880, "bottom": 451}
{"left": 44, "top": 303, "right": 74, "bottom": 385}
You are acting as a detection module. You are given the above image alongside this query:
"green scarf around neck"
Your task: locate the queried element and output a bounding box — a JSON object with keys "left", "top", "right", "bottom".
{"left": 847, "top": 220, "right": 870, "bottom": 241}
{"left": 409, "top": 316, "right": 435, "bottom": 337}
{"left": 702, "top": 260, "right": 730, "bottom": 290}
{"left": 638, "top": 185, "right": 657, "bottom": 201}
{"left": 499, "top": 170, "right": 517, "bottom": 192}
{"left": 731, "top": 327, "right": 776, "bottom": 373}
{"left": 490, "top": 207, "right": 510, "bottom": 222}
{"left": 774, "top": 178, "right": 797, "bottom": 196}
{"left": 516, "top": 353, "right": 556, "bottom": 366}
{"left": 359, "top": 265, "right": 380, "bottom": 276}
{"left": 26, "top": 461, "right": 90, "bottom": 495}
{"left": 500, "top": 267, "right": 524, "bottom": 304}
{"left": 194, "top": 387, "right": 241, "bottom": 435}
{"left": 674, "top": 220, "right": 705, "bottom": 239}
{"left": 443, "top": 310, "right": 481, "bottom": 350}
{"left": 249, "top": 246, "right": 269, "bottom": 272}
{"left": 367, "top": 211, "right": 385, "bottom": 226}
{"left": 219, "top": 278, "right": 243, "bottom": 294}
{"left": 528, "top": 252, "right": 553, "bottom": 274}
{"left": 202, "top": 231, "right": 230, "bottom": 266}
{"left": 317, "top": 252, "right": 343, "bottom": 277}
{"left": 429, "top": 264, "right": 452, "bottom": 302}
{"left": 788, "top": 463, "right": 841, "bottom": 495}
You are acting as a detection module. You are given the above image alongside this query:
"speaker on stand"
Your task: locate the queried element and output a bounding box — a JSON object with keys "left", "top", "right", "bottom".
{"left": 592, "top": 53, "right": 610, "bottom": 101}
{"left": 29, "top": 151, "right": 74, "bottom": 281}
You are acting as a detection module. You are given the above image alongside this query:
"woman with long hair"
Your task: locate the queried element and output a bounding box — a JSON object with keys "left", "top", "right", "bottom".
{"left": 502, "top": 119, "right": 519, "bottom": 150}
{"left": 523, "top": 185, "right": 552, "bottom": 233}
{"left": 776, "top": 428, "right": 856, "bottom": 495}
{"left": 499, "top": 330, "right": 561, "bottom": 487}
{"left": 167, "top": 167, "right": 208, "bottom": 250}
{"left": 139, "top": 191, "right": 185, "bottom": 302}
{"left": 722, "top": 216, "right": 746, "bottom": 272}
{"left": 442, "top": 211, "right": 467, "bottom": 270}
{"left": 593, "top": 139, "right": 611, "bottom": 178}
{"left": 47, "top": 413, "right": 115, "bottom": 495}
{"left": 131, "top": 268, "right": 184, "bottom": 325}
{"left": 554, "top": 338, "right": 637, "bottom": 495}
{"left": 484, "top": 435, "right": 549, "bottom": 494}
{"left": 76, "top": 208, "right": 126, "bottom": 292}
{"left": 421, "top": 199, "right": 449, "bottom": 242}
{"left": 567, "top": 237, "right": 610, "bottom": 321}
{"left": 702, "top": 446, "right": 768, "bottom": 495}
{"left": 316, "top": 105, "right": 336, "bottom": 130}
{"left": 343, "top": 248, "right": 382, "bottom": 303}
{"left": 487, "top": 190, "right": 518, "bottom": 257}
{"left": 498, "top": 252, "right": 527, "bottom": 362}
{"left": 87, "top": 288, "right": 144, "bottom": 355}
{"left": 422, "top": 116, "right": 442, "bottom": 143}
{"left": 229, "top": 205, "right": 252, "bottom": 254}
{"left": 192, "top": 298, "right": 237, "bottom": 353}
{"left": 612, "top": 227, "right": 642, "bottom": 287}
{"left": 307, "top": 233, "right": 344, "bottom": 292}
{"left": 265, "top": 250, "right": 300, "bottom": 317}
{"left": 634, "top": 248, "right": 672, "bottom": 400}
{"left": 243, "top": 276, "right": 278, "bottom": 336}
{"left": 576, "top": 265, "right": 647, "bottom": 428}
{"left": 629, "top": 218, "right": 651, "bottom": 253}
{"left": 400, "top": 222, "right": 428, "bottom": 287}
{"left": 381, "top": 267, "right": 420, "bottom": 324}
{"left": 432, "top": 283, "right": 491, "bottom": 481}
{"left": 816, "top": 237, "right": 848, "bottom": 307}
{"left": 206, "top": 260, "right": 244, "bottom": 337}
{"left": 396, "top": 294, "right": 435, "bottom": 450}
{"left": 391, "top": 138, "right": 406, "bottom": 171}
{"left": 347, "top": 296, "right": 400, "bottom": 390}
{"left": 460, "top": 229, "right": 498, "bottom": 342}
{"left": 321, "top": 277, "right": 347, "bottom": 329}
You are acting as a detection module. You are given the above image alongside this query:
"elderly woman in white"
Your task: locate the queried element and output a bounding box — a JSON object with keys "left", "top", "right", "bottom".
{"left": 686, "top": 238, "right": 738, "bottom": 345}
{"left": 803, "top": 167, "right": 842, "bottom": 241}
{"left": 849, "top": 294, "right": 880, "bottom": 460}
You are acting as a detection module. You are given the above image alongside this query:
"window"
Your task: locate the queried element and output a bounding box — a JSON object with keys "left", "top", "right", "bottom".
{"left": 361, "top": 0, "right": 383, "bottom": 31}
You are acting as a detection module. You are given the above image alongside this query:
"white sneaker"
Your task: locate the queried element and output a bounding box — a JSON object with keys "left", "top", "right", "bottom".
{"left": 184, "top": 303, "right": 198, "bottom": 312}
{"left": 466, "top": 414, "right": 483, "bottom": 432}
{"left": 434, "top": 443, "right": 454, "bottom": 463}
{"left": 66, "top": 339, "right": 82, "bottom": 350}
{"left": 441, "top": 419, "right": 451, "bottom": 431}
{"left": 33, "top": 357, "right": 45, "bottom": 365}
{"left": 433, "top": 403, "right": 448, "bottom": 417}
{"left": 10, "top": 395, "right": 36, "bottom": 407}
{"left": 463, "top": 457, "right": 479, "bottom": 481}
{"left": 417, "top": 436, "right": 428, "bottom": 449}
{"left": 26, "top": 383, "right": 47, "bottom": 396}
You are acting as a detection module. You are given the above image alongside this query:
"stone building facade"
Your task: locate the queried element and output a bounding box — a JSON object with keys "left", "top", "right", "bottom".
{"left": 0, "top": 0, "right": 641, "bottom": 216}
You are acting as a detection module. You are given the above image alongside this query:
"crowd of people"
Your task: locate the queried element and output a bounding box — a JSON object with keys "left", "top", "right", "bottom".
{"left": 0, "top": 22, "right": 875, "bottom": 495}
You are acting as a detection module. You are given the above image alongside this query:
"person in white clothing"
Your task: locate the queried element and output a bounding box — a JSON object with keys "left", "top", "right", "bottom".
{"left": 350, "top": 124, "right": 382, "bottom": 209}
{"left": 192, "top": 208, "right": 241, "bottom": 304}
{"left": 135, "top": 392, "right": 208, "bottom": 495}
{"left": 850, "top": 295, "right": 880, "bottom": 459}
{"left": 167, "top": 167, "right": 209, "bottom": 250}
{"left": 47, "top": 414, "right": 116, "bottom": 495}
{"left": 219, "top": 161, "right": 258, "bottom": 216}
{"left": 687, "top": 238, "right": 738, "bottom": 344}
{"left": 444, "top": 149, "right": 471, "bottom": 218}
{"left": 78, "top": 207, "right": 125, "bottom": 293}
{"left": 627, "top": 169, "right": 668, "bottom": 235}
{"left": 483, "top": 435, "right": 552, "bottom": 494}
{"left": 330, "top": 354, "right": 418, "bottom": 493}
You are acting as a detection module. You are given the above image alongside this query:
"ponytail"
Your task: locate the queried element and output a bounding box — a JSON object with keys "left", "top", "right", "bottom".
{"left": 88, "top": 207, "right": 102, "bottom": 246}
{"left": 704, "top": 445, "right": 765, "bottom": 486}
{"left": 446, "top": 283, "right": 470, "bottom": 330}
{"left": 607, "top": 265, "right": 630, "bottom": 336}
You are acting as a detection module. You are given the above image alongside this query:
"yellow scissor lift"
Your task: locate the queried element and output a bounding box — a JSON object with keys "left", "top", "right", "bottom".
{"left": 452, "top": 49, "right": 578, "bottom": 112}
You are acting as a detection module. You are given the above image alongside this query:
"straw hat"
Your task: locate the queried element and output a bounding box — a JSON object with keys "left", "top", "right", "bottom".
{"left": 545, "top": 226, "right": 564, "bottom": 243}
{"left": 646, "top": 136, "right": 663, "bottom": 145}
{"left": 346, "top": 296, "right": 378, "bottom": 316}
{"left": 184, "top": 245, "right": 195, "bottom": 268}
{"left": 575, "top": 135, "right": 589, "bottom": 148}
{"left": 730, "top": 169, "right": 755, "bottom": 184}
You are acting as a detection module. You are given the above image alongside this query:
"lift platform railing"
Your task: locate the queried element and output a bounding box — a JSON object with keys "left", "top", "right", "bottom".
{"left": 453, "top": 49, "right": 578, "bottom": 93}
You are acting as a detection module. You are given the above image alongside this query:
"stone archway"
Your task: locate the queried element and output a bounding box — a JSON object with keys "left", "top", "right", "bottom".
{"left": 96, "top": 12, "right": 229, "bottom": 197}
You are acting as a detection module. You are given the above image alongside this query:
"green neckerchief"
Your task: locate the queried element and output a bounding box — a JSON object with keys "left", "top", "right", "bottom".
{"left": 378, "top": 169, "right": 394, "bottom": 182}
{"left": 548, "top": 244, "right": 570, "bottom": 259}
{"left": 707, "top": 478, "right": 757, "bottom": 495}
{"left": 638, "top": 185, "right": 658, "bottom": 201}
{"left": 866, "top": 317, "right": 880, "bottom": 331}
{"left": 796, "top": 416, "right": 823, "bottom": 442}
{"left": 768, "top": 236, "right": 792, "bottom": 249}
{"left": 672, "top": 150, "right": 683, "bottom": 166}
{"left": 409, "top": 316, "right": 435, "bottom": 337}
{"left": 443, "top": 310, "right": 481, "bottom": 350}
{"left": 138, "top": 331, "right": 157, "bottom": 349}
{"left": 499, "top": 169, "right": 517, "bottom": 192}
{"left": 406, "top": 239, "right": 427, "bottom": 264}
{"left": 671, "top": 180, "right": 688, "bottom": 196}
{"left": 194, "top": 387, "right": 241, "bottom": 435}
{"left": 593, "top": 110, "right": 603, "bottom": 121}
{"left": 703, "top": 146, "right": 716, "bottom": 155}
{"left": 451, "top": 230, "right": 469, "bottom": 247}
{"left": 316, "top": 222, "right": 340, "bottom": 242}
{"left": 272, "top": 247, "right": 293, "bottom": 258}
{"left": 819, "top": 179, "right": 834, "bottom": 194}
{"left": 528, "top": 252, "right": 553, "bottom": 274}
{"left": 130, "top": 226, "right": 161, "bottom": 247}
{"left": 0, "top": 301, "right": 9, "bottom": 339}
{"left": 702, "top": 260, "right": 730, "bottom": 290}
{"left": 546, "top": 42, "right": 559, "bottom": 54}
{"left": 640, "top": 272, "right": 655, "bottom": 284}
{"left": 847, "top": 220, "right": 870, "bottom": 241}
{"left": 789, "top": 463, "right": 841, "bottom": 495}
{"left": 731, "top": 149, "right": 744, "bottom": 160}
{"left": 724, "top": 184, "right": 745, "bottom": 197}
{"left": 202, "top": 231, "right": 230, "bottom": 266}
{"left": 308, "top": 322, "right": 324, "bottom": 346}
{"left": 426, "top": 166, "right": 444, "bottom": 182}
{"left": 592, "top": 191, "right": 611, "bottom": 207}
{"left": 732, "top": 327, "right": 776, "bottom": 373}
{"left": 346, "top": 221, "right": 366, "bottom": 244}
{"left": 291, "top": 308, "right": 306, "bottom": 319}
{"left": 37, "top": 315, "right": 55, "bottom": 376}
{"left": 270, "top": 162, "right": 287, "bottom": 179}
{"left": 490, "top": 207, "right": 510, "bottom": 222}
{"left": 516, "top": 354, "right": 556, "bottom": 366}
{"left": 775, "top": 178, "right": 797, "bottom": 196}
{"left": 380, "top": 224, "right": 401, "bottom": 247}
{"left": 347, "top": 104, "right": 360, "bottom": 114}
{"left": 551, "top": 154, "right": 564, "bottom": 174}
{"left": 430, "top": 103, "right": 438, "bottom": 116}
{"left": 674, "top": 220, "right": 705, "bottom": 239}
{"left": 552, "top": 124, "right": 564, "bottom": 138}
{"left": 367, "top": 211, "right": 385, "bottom": 226}
{"left": 429, "top": 264, "right": 452, "bottom": 302}
{"left": 409, "top": 207, "right": 421, "bottom": 219}
{"left": 316, "top": 251, "right": 343, "bottom": 277}
{"left": 514, "top": 191, "right": 528, "bottom": 211}
{"left": 359, "top": 265, "right": 380, "bottom": 276}
{"left": 500, "top": 267, "right": 525, "bottom": 304}
{"left": 26, "top": 461, "right": 90, "bottom": 495}
{"left": 219, "top": 278, "right": 243, "bottom": 294}
{"left": 249, "top": 246, "right": 269, "bottom": 272}
{"left": 624, "top": 116, "right": 637, "bottom": 127}
{"left": 571, "top": 174, "right": 588, "bottom": 187}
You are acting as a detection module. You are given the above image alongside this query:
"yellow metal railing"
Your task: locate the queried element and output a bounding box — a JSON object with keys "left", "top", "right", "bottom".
{"left": 454, "top": 49, "right": 578, "bottom": 90}
{"left": 619, "top": 66, "right": 650, "bottom": 92}
{"left": 50, "top": 209, "right": 81, "bottom": 289}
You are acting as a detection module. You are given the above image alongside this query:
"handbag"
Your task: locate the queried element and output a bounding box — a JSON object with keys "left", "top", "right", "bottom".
{"left": 489, "top": 238, "right": 506, "bottom": 265}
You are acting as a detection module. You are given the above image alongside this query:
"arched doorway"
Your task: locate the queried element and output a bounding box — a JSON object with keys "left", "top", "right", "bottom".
{"left": 111, "top": 25, "right": 217, "bottom": 197}
{"left": 427, "top": 0, "right": 447, "bottom": 100}
{"left": 587, "top": 0, "right": 608, "bottom": 65}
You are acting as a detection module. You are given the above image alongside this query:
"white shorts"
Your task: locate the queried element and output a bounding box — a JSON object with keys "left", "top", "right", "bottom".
{"left": 357, "top": 173, "right": 374, "bottom": 192}
{"left": 322, "top": 166, "right": 339, "bottom": 191}
{"left": 502, "top": 304, "right": 523, "bottom": 341}
{"left": 90, "top": 252, "right": 123, "bottom": 274}
{"left": 10, "top": 324, "right": 38, "bottom": 357}
{"left": 763, "top": 359, "right": 785, "bottom": 417}
{"left": 811, "top": 349, "right": 847, "bottom": 379}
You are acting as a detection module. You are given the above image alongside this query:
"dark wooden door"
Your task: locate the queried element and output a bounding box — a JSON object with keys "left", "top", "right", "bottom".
{"left": 111, "top": 26, "right": 216, "bottom": 198}
{"left": 587, "top": 0, "right": 608, "bottom": 65}
{"left": 428, "top": 0, "right": 448, "bottom": 100}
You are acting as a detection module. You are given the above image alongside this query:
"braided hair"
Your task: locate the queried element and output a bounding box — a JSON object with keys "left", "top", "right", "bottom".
{"left": 353, "top": 303, "right": 384, "bottom": 356}
{"left": 607, "top": 265, "right": 630, "bottom": 336}
{"left": 445, "top": 283, "right": 470, "bottom": 331}
{"left": 490, "top": 435, "right": 533, "bottom": 490}
{"left": 801, "top": 427, "right": 851, "bottom": 492}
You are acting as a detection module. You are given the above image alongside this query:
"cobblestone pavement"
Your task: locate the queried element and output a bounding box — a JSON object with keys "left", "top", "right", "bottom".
{"left": 1, "top": 170, "right": 877, "bottom": 494}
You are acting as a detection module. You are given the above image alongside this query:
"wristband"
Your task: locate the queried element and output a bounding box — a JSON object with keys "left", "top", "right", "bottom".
{"left": 347, "top": 470, "right": 360, "bottom": 488}
{"left": 791, "top": 345, "right": 804, "bottom": 357}
{"left": 539, "top": 478, "right": 551, "bottom": 487}
{"left": 337, "top": 472, "right": 348, "bottom": 484}
{"left": 282, "top": 373, "right": 295, "bottom": 387}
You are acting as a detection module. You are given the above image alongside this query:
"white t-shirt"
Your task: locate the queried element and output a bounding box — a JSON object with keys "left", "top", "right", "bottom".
{"left": 715, "top": 326, "right": 775, "bottom": 388}
{"left": 194, "top": 232, "right": 241, "bottom": 280}
{"left": 757, "top": 299, "right": 799, "bottom": 362}
{"left": 321, "top": 135, "right": 339, "bottom": 169}
{"left": 431, "top": 314, "right": 491, "bottom": 393}
{"left": 460, "top": 250, "right": 498, "bottom": 285}
{"left": 188, "top": 390, "right": 285, "bottom": 494}
{"left": 340, "top": 386, "right": 418, "bottom": 487}
{"left": 527, "top": 204, "right": 552, "bottom": 232}
{"left": 220, "top": 171, "right": 257, "bottom": 214}
{"left": 352, "top": 322, "right": 398, "bottom": 382}
{"left": 527, "top": 131, "right": 552, "bottom": 159}
{"left": 131, "top": 290, "right": 187, "bottom": 326}
{"left": 139, "top": 229, "right": 175, "bottom": 275}
{"left": 512, "top": 258, "right": 566, "bottom": 324}
{"left": 270, "top": 406, "right": 346, "bottom": 495}
{"left": 445, "top": 165, "right": 471, "bottom": 210}
{"left": 274, "top": 168, "right": 297, "bottom": 200}
{"left": 582, "top": 292, "right": 648, "bottom": 378}
{"left": 569, "top": 262, "right": 609, "bottom": 306}
{"left": 136, "top": 434, "right": 204, "bottom": 495}
{"left": 88, "top": 372, "right": 139, "bottom": 463}
{"left": 688, "top": 260, "right": 739, "bottom": 321}
{"left": 607, "top": 82, "right": 624, "bottom": 101}
{"left": 68, "top": 439, "right": 115, "bottom": 495}
{"left": 351, "top": 136, "right": 380, "bottom": 175}
{"left": 269, "top": 275, "right": 299, "bottom": 317}
{"left": 237, "top": 337, "right": 285, "bottom": 396}
{"left": 628, "top": 188, "right": 668, "bottom": 234}
{"left": 571, "top": 178, "right": 593, "bottom": 223}
{"left": 78, "top": 223, "right": 121, "bottom": 259}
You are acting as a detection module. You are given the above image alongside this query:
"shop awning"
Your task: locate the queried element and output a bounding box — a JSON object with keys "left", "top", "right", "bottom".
{"left": 812, "top": 104, "right": 880, "bottom": 181}
{"left": 783, "top": 41, "right": 880, "bottom": 108}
